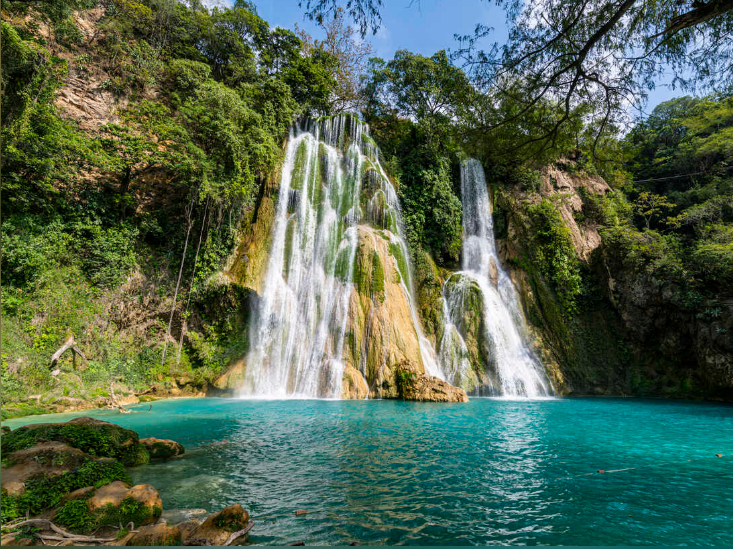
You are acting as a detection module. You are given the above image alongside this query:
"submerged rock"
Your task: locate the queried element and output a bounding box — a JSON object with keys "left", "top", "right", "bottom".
{"left": 140, "top": 437, "right": 185, "bottom": 460}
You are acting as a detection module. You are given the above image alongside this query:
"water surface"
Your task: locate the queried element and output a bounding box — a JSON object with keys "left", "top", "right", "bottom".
{"left": 5, "top": 397, "right": 733, "bottom": 545}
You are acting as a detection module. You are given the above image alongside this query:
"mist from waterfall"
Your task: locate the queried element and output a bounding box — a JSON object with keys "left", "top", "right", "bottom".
{"left": 439, "top": 158, "right": 553, "bottom": 397}
{"left": 240, "top": 115, "right": 441, "bottom": 398}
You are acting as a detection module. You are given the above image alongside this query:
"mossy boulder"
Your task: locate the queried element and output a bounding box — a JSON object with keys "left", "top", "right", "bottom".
{"left": 1, "top": 442, "right": 88, "bottom": 496}
{"left": 1, "top": 417, "right": 149, "bottom": 467}
{"left": 1, "top": 457, "right": 131, "bottom": 521}
{"left": 139, "top": 437, "right": 185, "bottom": 460}
{"left": 191, "top": 504, "right": 251, "bottom": 546}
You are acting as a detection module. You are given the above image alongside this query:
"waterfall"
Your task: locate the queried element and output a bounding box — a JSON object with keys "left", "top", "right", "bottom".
{"left": 439, "top": 158, "right": 553, "bottom": 398}
{"left": 240, "top": 115, "right": 442, "bottom": 398}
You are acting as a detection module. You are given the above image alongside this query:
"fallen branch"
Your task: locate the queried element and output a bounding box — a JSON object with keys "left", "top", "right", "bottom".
{"left": 7, "top": 519, "right": 116, "bottom": 543}
{"left": 37, "top": 534, "right": 114, "bottom": 543}
{"left": 223, "top": 521, "right": 254, "bottom": 546}
{"left": 50, "top": 335, "right": 87, "bottom": 369}
{"left": 110, "top": 381, "right": 130, "bottom": 414}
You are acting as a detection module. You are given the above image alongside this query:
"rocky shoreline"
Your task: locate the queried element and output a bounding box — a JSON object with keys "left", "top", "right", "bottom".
{"left": 0, "top": 417, "right": 252, "bottom": 546}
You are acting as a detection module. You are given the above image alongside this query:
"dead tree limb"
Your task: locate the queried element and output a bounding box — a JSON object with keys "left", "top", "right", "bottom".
{"left": 224, "top": 521, "right": 255, "bottom": 546}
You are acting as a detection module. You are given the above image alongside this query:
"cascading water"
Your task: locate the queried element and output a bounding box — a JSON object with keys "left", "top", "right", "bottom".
{"left": 439, "top": 158, "right": 553, "bottom": 398}
{"left": 240, "top": 115, "right": 442, "bottom": 398}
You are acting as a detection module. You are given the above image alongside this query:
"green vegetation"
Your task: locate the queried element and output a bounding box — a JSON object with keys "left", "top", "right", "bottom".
{"left": 370, "top": 250, "right": 385, "bottom": 300}
{"left": 1, "top": 420, "right": 149, "bottom": 466}
{"left": 1, "top": 459, "right": 131, "bottom": 520}
{"left": 362, "top": 51, "right": 466, "bottom": 267}
{"left": 527, "top": 199, "right": 583, "bottom": 315}
{"left": 1, "top": 0, "right": 340, "bottom": 406}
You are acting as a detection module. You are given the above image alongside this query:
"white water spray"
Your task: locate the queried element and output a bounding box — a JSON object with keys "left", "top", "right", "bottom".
{"left": 240, "top": 115, "right": 442, "bottom": 398}
{"left": 439, "top": 158, "right": 553, "bottom": 397}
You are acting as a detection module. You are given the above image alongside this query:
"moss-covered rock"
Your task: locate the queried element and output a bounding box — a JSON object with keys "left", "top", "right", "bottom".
{"left": 1, "top": 442, "right": 88, "bottom": 495}
{"left": 1, "top": 417, "right": 149, "bottom": 467}
{"left": 342, "top": 227, "right": 436, "bottom": 398}
{"left": 1, "top": 457, "right": 132, "bottom": 521}
{"left": 191, "top": 504, "right": 251, "bottom": 546}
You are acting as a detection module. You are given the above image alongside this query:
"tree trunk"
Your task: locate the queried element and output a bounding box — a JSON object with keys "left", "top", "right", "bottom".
{"left": 176, "top": 199, "right": 210, "bottom": 365}
{"left": 161, "top": 199, "right": 195, "bottom": 367}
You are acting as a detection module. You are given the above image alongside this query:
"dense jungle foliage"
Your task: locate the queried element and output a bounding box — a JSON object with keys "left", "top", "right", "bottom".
{"left": 2, "top": 0, "right": 733, "bottom": 410}
{"left": 1, "top": 0, "right": 340, "bottom": 410}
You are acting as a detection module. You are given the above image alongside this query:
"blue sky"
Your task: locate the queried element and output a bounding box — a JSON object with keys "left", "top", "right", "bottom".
{"left": 219, "top": 0, "right": 684, "bottom": 115}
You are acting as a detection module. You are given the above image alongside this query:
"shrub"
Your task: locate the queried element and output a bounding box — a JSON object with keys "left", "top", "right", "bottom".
{"left": 527, "top": 199, "right": 583, "bottom": 315}
{"left": 76, "top": 224, "right": 139, "bottom": 288}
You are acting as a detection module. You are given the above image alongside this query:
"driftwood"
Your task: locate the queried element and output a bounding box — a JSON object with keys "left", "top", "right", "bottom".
{"left": 7, "top": 519, "right": 116, "bottom": 543}
{"left": 110, "top": 382, "right": 131, "bottom": 414}
{"left": 223, "top": 521, "right": 255, "bottom": 546}
{"left": 50, "top": 335, "right": 87, "bottom": 370}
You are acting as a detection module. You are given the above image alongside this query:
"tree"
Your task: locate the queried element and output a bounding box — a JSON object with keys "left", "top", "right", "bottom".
{"left": 295, "top": 7, "right": 374, "bottom": 113}
{"left": 634, "top": 192, "right": 676, "bottom": 229}
{"left": 303, "top": 0, "right": 733, "bottom": 156}
{"left": 363, "top": 50, "right": 473, "bottom": 122}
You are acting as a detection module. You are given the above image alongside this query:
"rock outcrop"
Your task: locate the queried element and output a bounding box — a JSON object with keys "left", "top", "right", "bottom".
{"left": 0, "top": 418, "right": 252, "bottom": 547}
{"left": 1, "top": 417, "right": 150, "bottom": 467}
{"left": 340, "top": 226, "right": 466, "bottom": 399}
{"left": 392, "top": 361, "right": 469, "bottom": 403}
{"left": 140, "top": 437, "right": 185, "bottom": 460}
{"left": 190, "top": 504, "right": 251, "bottom": 546}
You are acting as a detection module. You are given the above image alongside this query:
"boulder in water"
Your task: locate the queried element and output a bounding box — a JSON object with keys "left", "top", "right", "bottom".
{"left": 140, "top": 437, "right": 185, "bottom": 460}
{"left": 394, "top": 361, "right": 469, "bottom": 403}
{"left": 191, "top": 504, "right": 250, "bottom": 546}
{"left": 0, "top": 416, "right": 150, "bottom": 466}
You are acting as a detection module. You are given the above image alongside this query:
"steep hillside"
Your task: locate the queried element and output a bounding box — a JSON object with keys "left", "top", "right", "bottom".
{"left": 1, "top": 0, "right": 333, "bottom": 416}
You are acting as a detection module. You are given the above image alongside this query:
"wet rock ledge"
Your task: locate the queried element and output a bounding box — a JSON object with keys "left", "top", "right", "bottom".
{"left": 0, "top": 418, "right": 252, "bottom": 546}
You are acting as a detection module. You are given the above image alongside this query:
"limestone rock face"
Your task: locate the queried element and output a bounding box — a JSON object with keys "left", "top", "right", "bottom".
{"left": 341, "top": 226, "right": 426, "bottom": 398}
{"left": 341, "top": 364, "right": 369, "bottom": 399}
{"left": 139, "top": 437, "right": 185, "bottom": 460}
{"left": 213, "top": 359, "right": 246, "bottom": 392}
{"left": 394, "top": 361, "right": 469, "bottom": 403}
{"left": 539, "top": 164, "right": 610, "bottom": 261}
{"left": 226, "top": 164, "right": 283, "bottom": 295}
{"left": 191, "top": 504, "right": 251, "bottom": 546}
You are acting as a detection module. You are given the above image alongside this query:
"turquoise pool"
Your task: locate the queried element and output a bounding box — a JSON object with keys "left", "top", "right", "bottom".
{"left": 5, "top": 397, "right": 733, "bottom": 545}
